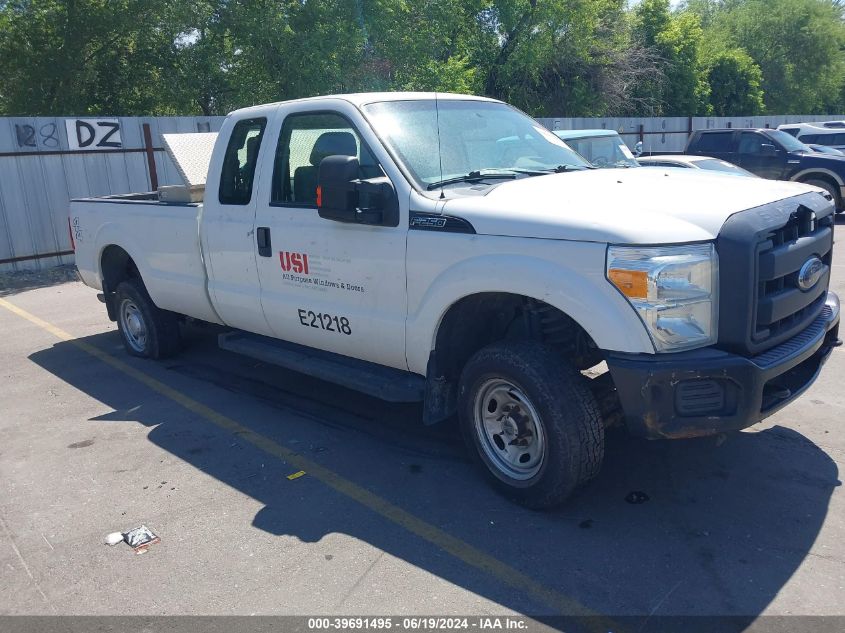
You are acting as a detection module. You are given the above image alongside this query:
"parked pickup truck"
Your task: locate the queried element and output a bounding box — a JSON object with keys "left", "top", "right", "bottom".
{"left": 686, "top": 128, "right": 845, "bottom": 212}
{"left": 71, "top": 93, "right": 841, "bottom": 508}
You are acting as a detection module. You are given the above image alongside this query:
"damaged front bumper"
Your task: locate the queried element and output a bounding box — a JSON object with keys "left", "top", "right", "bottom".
{"left": 606, "top": 292, "right": 841, "bottom": 439}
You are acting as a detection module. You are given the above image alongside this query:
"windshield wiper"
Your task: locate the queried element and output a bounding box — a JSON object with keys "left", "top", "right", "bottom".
{"left": 553, "top": 164, "right": 594, "bottom": 172}
{"left": 426, "top": 170, "right": 517, "bottom": 190}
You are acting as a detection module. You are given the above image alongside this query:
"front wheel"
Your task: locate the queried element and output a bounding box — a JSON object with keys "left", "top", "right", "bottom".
{"left": 458, "top": 341, "right": 604, "bottom": 509}
{"left": 114, "top": 278, "right": 181, "bottom": 359}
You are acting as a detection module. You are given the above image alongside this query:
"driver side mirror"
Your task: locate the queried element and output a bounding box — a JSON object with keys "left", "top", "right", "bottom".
{"left": 317, "top": 155, "right": 399, "bottom": 227}
{"left": 760, "top": 143, "right": 779, "bottom": 157}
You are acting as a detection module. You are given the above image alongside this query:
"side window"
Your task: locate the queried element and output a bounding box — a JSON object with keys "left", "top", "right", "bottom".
{"left": 812, "top": 133, "right": 843, "bottom": 145}
{"left": 219, "top": 118, "right": 266, "bottom": 205}
{"left": 270, "top": 112, "right": 380, "bottom": 207}
{"left": 737, "top": 132, "right": 764, "bottom": 155}
{"left": 693, "top": 132, "right": 733, "bottom": 153}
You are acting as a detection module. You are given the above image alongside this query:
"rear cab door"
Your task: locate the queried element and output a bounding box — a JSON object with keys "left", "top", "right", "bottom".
{"left": 688, "top": 130, "right": 737, "bottom": 164}
{"left": 250, "top": 98, "right": 411, "bottom": 370}
{"left": 201, "top": 105, "right": 277, "bottom": 335}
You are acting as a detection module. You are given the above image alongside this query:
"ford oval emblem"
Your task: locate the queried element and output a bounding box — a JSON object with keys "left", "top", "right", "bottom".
{"left": 797, "top": 256, "right": 824, "bottom": 291}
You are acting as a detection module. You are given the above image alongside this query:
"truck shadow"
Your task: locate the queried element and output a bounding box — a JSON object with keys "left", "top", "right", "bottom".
{"left": 29, "top": 329, "right": 840, "bottom": 625}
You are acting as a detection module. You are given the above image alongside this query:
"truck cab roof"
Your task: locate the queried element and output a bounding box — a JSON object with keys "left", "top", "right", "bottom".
{"left": 229, "top": 91, "right": 502, "bottom": 118}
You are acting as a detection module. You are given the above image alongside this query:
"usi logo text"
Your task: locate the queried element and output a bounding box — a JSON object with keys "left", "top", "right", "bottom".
{"left": 280, "top": 251, "right": 310, "bottom": 275}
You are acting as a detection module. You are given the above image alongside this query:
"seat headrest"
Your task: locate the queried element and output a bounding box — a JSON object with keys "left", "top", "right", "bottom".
{"left": 244, "top": 136, "right": 259, "bottom": 163}
{"left": 310, "top": 131, "right": 357, "bottom": 166}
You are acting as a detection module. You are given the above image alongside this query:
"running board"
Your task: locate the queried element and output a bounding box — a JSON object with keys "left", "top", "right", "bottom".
{"left": 218, "top": 331, "right": 425, "bottom": 402}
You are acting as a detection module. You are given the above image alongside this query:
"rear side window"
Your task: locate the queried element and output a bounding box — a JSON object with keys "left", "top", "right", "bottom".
{"left": 800, "top": 132, "right": 845, "bottom": 146}
{"left": 219, "top": 118, "right": 267, "bottom": 205}
{"left": 692, "top": 132, "right": 734, "bottom": 153}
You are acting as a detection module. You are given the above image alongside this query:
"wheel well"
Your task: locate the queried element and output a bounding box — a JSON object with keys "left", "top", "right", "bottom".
{"left": 422, "top": 293, "right": 603, "bottom": 424}
{"left": 100, "top": 245, "right": 139, "bottom": 320}
{"left": 798, "top": 173, "right": 841, "bottom": 205}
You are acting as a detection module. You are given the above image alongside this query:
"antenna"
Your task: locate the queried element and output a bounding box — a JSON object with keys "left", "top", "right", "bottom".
{"left": 434, "top": 92, "right": 445, "bottom": 200}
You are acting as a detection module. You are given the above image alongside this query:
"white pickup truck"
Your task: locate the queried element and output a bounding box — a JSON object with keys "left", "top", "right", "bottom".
{"left": 71, "top": 92, "right": 841, "bottom": 508}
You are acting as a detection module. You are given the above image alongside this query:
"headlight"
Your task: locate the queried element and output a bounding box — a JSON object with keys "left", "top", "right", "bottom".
{"left": 606, "top": 244, "right": 718, "bottom": 352}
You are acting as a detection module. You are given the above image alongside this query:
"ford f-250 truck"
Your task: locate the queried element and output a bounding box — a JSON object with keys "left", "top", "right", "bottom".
{"left": 71, "top": 93, "right": 841, "bottom": 508}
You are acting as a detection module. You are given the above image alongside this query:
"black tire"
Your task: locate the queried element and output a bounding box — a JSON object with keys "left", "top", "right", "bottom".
{"left": 803, "top": 178, "right": 842, "bottom": 213}
{"left": 458, "top": 340, "right": 604, "bottom": 509}
{"left": 114, "top": 278, "right": 181, "bottom": 359}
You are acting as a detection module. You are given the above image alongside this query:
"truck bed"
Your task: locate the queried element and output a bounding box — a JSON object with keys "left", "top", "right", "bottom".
{"left": 70, "top": 194, "right": 221, "bottom": 325}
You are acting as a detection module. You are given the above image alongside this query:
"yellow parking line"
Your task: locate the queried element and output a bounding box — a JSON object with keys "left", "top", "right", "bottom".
{"left": 0, "top": 296, "right": 611, "bottom": 623}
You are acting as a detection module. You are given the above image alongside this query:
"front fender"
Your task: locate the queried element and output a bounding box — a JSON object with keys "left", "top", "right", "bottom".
{"left": 404, "top": 238, "right": 654, "bottom": 375}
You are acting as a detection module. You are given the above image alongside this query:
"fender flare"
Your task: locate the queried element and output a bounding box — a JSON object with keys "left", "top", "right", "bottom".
{"left": 405, "top": 252, "right": 654, "bottom": 375}
{"left": 790, "top": 168, "right": 845, "bottom": 188}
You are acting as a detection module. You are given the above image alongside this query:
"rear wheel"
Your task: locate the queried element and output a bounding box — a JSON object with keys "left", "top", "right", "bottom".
{"left": 803, "top": 178, "right": 842, "bottom": 213}
{"left": 114, "top": 278, "right": 181, "bottom": 359}
{"left": 458, "top": 341, "right": 604, "bottom": 509}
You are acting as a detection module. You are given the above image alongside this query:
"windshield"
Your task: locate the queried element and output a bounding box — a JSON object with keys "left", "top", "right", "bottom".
{"left": 562, "top": 134, "right": 639, "bottom": 168}
{"left": 361, "top": 100, "right": 590, "bottom": 190}
{"left": 765, "top": 129, "right": 811, "bottom": 153}
{"left": 693, "top": 158, "right": 755, "bottom": 176}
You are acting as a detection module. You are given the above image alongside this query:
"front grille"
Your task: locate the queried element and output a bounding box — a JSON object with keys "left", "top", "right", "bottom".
{"left": 753, "top": 206, "right": 833, "bottom": 344}
{"left": 716, "top": 192, "right": 834, "bottom": 356}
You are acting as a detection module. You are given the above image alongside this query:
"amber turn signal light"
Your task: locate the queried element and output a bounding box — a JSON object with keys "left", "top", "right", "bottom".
{"left": 608, "top": 268, "right": 648, "bottom": 299}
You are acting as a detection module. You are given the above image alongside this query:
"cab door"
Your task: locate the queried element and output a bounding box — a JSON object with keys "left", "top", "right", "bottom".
{"left": 251, "top": 101, "right": 409, "bottom": 370}
{"left": 736, "top": 131, "right": 785, "bottom": 179}
{"left": 201, "top": 111, "right": 275, "bottom": 336}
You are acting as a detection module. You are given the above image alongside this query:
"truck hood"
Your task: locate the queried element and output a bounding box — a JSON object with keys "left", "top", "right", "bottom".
{"left": 441, "top": 168, "right": 821, "bottom": 243}
{"left": 790, "top": 150, "right": 845, "bottom": 169}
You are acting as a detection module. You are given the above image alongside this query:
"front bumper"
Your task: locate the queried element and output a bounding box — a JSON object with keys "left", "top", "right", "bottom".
{"left": 606, "top": 292, "right": 840, "bottom": 439}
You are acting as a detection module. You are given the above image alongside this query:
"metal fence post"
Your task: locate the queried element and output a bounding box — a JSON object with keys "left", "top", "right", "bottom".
{"left": 142, "top": 123, "right": 158, "bottom": 191}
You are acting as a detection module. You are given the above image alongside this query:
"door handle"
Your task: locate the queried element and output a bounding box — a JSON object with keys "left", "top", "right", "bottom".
{"left": 257, "top": 227, "right": 272, "bottom": 257}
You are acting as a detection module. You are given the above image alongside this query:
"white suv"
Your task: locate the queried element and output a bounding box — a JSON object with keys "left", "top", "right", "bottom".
{"left": 778, "top": 122, "right": 845, "bottom": 150}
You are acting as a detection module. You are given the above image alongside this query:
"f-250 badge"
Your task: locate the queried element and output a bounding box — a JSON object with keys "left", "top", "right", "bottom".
{"left": 279, "top": 251, "right": 310, "bottom": 275}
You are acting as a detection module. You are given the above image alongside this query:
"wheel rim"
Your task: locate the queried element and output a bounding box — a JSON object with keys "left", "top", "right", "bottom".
{"left": 119, "top": 298, "right": 148, "bottom": 353}
{"left": 473, "top": 378, "right": 546, "bottom": 480}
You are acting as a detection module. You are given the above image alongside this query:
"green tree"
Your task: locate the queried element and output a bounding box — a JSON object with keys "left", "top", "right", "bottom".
{"left": 0, "top": 0, "right": 181, "bottom": 115}
{"left": 475, "top": 0, "right": 657, "bottom": 116}
{"left": 703, "top": 47, "right": 765, "bottom": 116}
{"left": 708, "top": 0, "right": 845, "bottom": 113}
{"left": 633, "top": 0, "right": 710, "bottom": 115}
{"left": 360, "top": 0, "right": 488, "bottom": 93}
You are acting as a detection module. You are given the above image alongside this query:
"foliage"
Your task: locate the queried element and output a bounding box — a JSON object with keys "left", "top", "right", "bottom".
{"left": 702, "top": 47, "right": 765, "bottom": 116}
{"left": 633, "top": 0, "right": 710, "bottom": 116}
{"left": 703, "top": 0, "right": 845, "bottom": 114}
{"left": 0, "top": 0, "right": 843, "bottom": 117}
